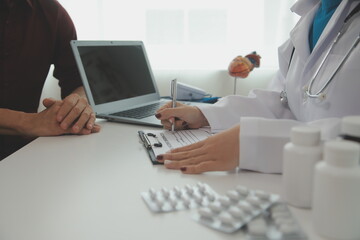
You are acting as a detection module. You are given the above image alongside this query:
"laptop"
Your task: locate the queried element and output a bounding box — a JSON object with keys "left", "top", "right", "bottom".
{"left": 71, "top": 40, "right": 175, "bottom": 127}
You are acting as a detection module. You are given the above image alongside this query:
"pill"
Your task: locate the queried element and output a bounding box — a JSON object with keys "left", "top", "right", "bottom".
{"left": 254, "top": 190, "right": 270, "bottom": 201}
{"left": 247, "top": 196, "right": 262, "bottom": 207}
{"left": 226, "top": 190, "right": 241, "bottom": 202}
{"left": 205, "top": 192, "right": 216, "bottom": 202}
{"left": 182, "top": 198, "right": 191, "bottom": 207}
{"left": 181, "top": 194, "right": 189, "bottom": 201}
{"left": 155, "top": 198, "right": 164, "bottom": 208}
{"left": 238, "top": 202, "right": 254, "bottom": 214}
{"left": 170, "top": 198, "right": 178, "bottom": 208}
{"left": 208, "top": 201, "right": 223, "bottom": 213}
{"left": 194, "top": 194, "right": 203, "bottom": 205}
{"left": 198, "top": 207, "right": 214, "bottom": 219}
{"left": 148, "top": 188, "right": 156, "bottom": 199}
{"left": 235, "top": 186, "right": 249, "bottom": 196}
{"left": 228, "top": 206, "right": 245, "bottom": 219}
{"left": 173, "top": 186, "right": 182, "bottom": 198}
{"left": 185, "top": 185, "right": 194, "bottom": 196}
{"left": 198, "top": 190, "right": 205, "bottom": 196}
{"left": 219, "top": 213, "right": 234, "bottom": 225}
{"left": 197, "top": 182, "right": 206, "bottom": 194}
{"left": 218, "top": 196, "right": 231, "bottom": 208}
{"left": 161, "top": 187, "right": 170, "bottom": 199}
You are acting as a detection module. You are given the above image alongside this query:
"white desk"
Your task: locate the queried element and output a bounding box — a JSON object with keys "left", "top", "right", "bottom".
{"left": 0, "top": 121, "right": 326, "bottom": 240}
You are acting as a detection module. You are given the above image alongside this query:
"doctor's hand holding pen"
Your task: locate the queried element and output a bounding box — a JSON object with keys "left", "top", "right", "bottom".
{"left": 155, "top": 101, "right": 209, "bottom": 130}
{"left": 155, "top": 102, "right": 240, "bottom": 174}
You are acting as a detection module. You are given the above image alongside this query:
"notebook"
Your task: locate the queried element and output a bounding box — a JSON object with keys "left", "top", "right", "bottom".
{"left": 71, "top": 40, "right": 175, "bottom": 127}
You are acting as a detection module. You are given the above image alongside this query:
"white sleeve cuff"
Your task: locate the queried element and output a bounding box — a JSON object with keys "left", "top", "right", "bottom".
{"left": 238, "top": 117, "right": 341, "bottom": 173}
{"left": 239, "top": 117, "right": 300, "bottom": 173}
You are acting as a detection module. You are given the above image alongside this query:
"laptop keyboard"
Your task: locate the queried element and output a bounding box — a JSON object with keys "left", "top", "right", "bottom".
{"left": 111, "top": 102, "right": 166, "bottom": 119}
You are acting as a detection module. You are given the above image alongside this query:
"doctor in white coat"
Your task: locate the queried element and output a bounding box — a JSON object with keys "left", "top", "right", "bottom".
{"left": 155, "top": 0, "right": 360, "bottom": 174}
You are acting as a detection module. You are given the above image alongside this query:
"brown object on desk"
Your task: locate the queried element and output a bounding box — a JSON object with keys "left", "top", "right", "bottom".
{"left": 228, "top": 52, "right": 261, "bottom": 78}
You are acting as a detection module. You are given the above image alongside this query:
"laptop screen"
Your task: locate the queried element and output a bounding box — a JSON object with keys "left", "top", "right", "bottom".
{"left": 77, "top": 45, "right": 156, "bottom": 105}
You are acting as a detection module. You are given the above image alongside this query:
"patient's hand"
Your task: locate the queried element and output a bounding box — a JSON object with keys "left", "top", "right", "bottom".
{"left": 20, "top": 101, "right": 70, "bottom": 136}
{"left": 43, "top": 94, "right": 100, "bottom": 134}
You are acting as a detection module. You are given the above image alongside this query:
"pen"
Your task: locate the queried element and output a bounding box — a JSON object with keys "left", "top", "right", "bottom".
{"left": 171, "top": 79, "right": 177, "bottom": 132}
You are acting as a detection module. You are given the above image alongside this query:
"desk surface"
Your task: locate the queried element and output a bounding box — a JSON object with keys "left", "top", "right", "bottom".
{"left": 0, "top": 121, "right": 326, "bottom": 240}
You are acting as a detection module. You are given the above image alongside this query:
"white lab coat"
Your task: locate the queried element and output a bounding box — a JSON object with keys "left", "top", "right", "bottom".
{"left": 198, "top": 0, "right": 360, "bottom": 173}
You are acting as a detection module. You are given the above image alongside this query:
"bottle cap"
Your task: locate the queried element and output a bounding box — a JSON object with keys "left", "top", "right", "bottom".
{"left": 290, "top": 126, "right": 321, "bottom": 146}
{"left": 341, "top": 116, "right": 360, "bottom": 138}
{"left": 324, "top": 140, "right": 360, "bottom": 167}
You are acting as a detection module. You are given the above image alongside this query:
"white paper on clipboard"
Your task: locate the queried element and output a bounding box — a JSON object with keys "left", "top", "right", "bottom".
{"left": 141, "top": 128, "right": 212, "bottom": 157}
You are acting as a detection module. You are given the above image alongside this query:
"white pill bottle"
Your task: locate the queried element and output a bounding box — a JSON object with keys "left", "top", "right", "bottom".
{"left": 313, "top": 140, "right": 360, "bottom": 240}
{"left": 283, "top": 126, "right": 322, "bottom": 208}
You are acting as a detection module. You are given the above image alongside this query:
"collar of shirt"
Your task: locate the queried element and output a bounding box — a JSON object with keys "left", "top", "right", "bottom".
{"left": 291, "top": 0, "right": 320, "bottom": 17}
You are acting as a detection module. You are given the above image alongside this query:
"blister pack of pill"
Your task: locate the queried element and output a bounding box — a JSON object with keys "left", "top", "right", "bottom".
{"left": 141, "top": 182, "right": 218, "bottom": 213}
{"left": 246, "top": 202, "right": 307, "bottom": 240}
{"left": 193, "top": 185, "right": 280, "bottom": 233}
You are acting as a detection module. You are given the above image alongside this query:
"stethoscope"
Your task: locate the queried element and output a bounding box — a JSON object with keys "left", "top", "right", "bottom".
{"left": 280, "top": 2, "right": 360, "bottom": 107}
{"left": 304, "top": 31, "right": 360, "bottom": 100}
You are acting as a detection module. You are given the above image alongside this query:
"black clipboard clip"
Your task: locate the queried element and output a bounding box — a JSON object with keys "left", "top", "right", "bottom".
{"left": 138, "top": 131, "right": 163, "bottom": 165}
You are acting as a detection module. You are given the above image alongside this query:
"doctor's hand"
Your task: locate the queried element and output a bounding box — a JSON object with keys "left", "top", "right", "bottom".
{"left": 43, "top": 91, "right": 101, "bottom": 134}
{"left": 155, "top": 101, "right": 209, "bottom": 130}
{"left": 157, "top": 125, "right": 240, "bottom": 174}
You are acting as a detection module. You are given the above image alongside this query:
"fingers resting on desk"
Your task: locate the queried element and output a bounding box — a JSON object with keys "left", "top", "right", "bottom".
{"left": 42, "top": 95, "right": 101, "bottom": 135}
{"left": 156, "top": 125, "right": 240, "bottom": 174}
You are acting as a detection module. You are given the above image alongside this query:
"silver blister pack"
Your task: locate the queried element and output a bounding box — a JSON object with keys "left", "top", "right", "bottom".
{"left": 246, "top": 202, "right": 307, "bottom": 240}
{"left": 141, "top": 182, "right": 218, "bottom": 213}
{"left": 193, "top": 185, "right": 280, "bottom": 233}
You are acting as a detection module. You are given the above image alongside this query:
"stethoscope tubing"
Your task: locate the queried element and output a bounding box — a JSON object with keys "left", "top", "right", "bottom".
{"left": 305, "top": 32, "right": 360, "bottom": 98}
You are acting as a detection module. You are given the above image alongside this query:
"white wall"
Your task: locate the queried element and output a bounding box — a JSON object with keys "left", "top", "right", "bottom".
{"left": 39, "top": 0, "right": 292, "bottom": 111}
{"left": 38, "top": 66, "right": 60, "bottom": 112}
{"left": 59, "top": 0, "right": 298, "bottom": 70}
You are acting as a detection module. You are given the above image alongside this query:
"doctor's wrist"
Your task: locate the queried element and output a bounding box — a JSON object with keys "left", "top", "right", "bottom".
{"left": 195, "top": 107, "right": 209, "bottom": 127}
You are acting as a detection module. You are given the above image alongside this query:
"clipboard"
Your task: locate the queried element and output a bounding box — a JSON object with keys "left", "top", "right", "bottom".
{"left": 138, "top": 128, "right": 212, "bottom": 165}
{"left": 138, "top": 130, "right": 161, "bottom": 165}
